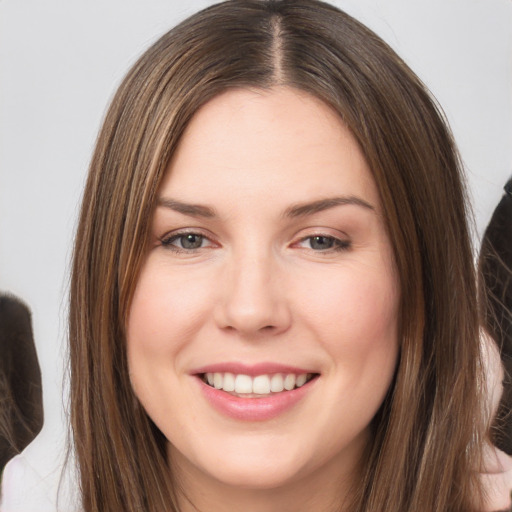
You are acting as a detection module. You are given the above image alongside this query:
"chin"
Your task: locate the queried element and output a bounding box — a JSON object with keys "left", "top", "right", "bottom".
{"left": 168, "top": 435, "right": 314, "bottom": 490}
{"left": 212, "top": 466, "right": 299, "bottom": 490}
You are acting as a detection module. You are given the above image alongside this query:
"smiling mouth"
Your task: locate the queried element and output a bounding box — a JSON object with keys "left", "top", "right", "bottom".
{"left": 200, "top": 372, "right": 318, "bottom": 397}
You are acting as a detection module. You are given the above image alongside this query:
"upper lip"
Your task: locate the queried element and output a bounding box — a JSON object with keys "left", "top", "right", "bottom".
{"left": 191, "top": 362, "right": 318, "bottom": 376}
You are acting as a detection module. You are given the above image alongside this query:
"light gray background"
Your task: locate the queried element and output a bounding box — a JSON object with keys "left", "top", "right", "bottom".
{"left": 1, "top": 0, "right": 511, "bottom": 509}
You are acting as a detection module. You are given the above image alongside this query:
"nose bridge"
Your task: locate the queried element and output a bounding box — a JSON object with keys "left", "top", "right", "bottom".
{"left": 216, "top": 241, "right": 289, "bottom": 335}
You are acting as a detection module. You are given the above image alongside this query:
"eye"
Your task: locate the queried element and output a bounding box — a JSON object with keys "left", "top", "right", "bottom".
{"left": 297, "top": 235, "right": 351, "bottom": 252}
{"left": 161, "top": 232, "right": 213, "bottom": 252}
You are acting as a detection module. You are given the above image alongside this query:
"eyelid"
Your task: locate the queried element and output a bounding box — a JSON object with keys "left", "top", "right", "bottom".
{"left": 291, "top": 229, "right": 352, "bottom": 252}
{"left": 159, "top": 228, "right": 219, "bottom": 252}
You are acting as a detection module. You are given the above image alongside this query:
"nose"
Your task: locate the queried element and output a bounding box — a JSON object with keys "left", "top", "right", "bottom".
{"left": 214, "top": 248, "right": 291, "bottom": 337}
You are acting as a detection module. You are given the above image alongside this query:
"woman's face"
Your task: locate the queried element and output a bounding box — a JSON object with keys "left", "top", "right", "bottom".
{"left": 127, "top": 87, "right": 400, "bottom": 497}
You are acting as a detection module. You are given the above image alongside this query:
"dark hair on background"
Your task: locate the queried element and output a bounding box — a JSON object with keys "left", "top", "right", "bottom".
{"left": 0, "top": 294, "right": 43, "bottom": 473}
{"left": 69, "top": 1, "right": 485, "bottom": 510}
{"left": 479, "top": 178, "right": 512, "bottom": 456}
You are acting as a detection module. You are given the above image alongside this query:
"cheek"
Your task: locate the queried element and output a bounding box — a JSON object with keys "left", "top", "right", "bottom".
{"left": 125, "top": 259, "right": 218, "bottom": 429}
{"left": 127, "top": 260, "right": 212, "bottom": 356}
{"left": 125, "top": 260, "right": 213, "bottom": 409}
{"left": 301, "top": 262, "right": 399, "bottom": 347}
{"left": 298, "top": 259, "right": 399, "bottom": 398}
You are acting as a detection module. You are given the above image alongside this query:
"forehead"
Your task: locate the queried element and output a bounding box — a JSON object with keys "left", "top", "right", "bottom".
{"left": 161, "top": 86, "right": 380, "bottom": 213}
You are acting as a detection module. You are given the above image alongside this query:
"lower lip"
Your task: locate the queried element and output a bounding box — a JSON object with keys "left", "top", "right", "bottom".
{"left": 196, "top": 376, "right": 317, "bottom": 421}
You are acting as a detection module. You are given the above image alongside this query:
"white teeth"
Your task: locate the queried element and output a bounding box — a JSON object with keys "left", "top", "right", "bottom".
{"left": 296, "top": 373, "right": 307, "bottom": 387}
{"left": 213, "top": 372, "right": 223, "bottom": 389}
{"left": 284, "top": 374, "right": 296, "bottom": 391}
{"left": 234, "top": 374, "right": 253, "bottom": 394}
{"left": 270, "top": 373, "right": 284, "bottom": 392}
{"left": 223, "top": 372, "right": 235, "bottom": 392}
{"left": 252, "top": 375, "right": 271, "bottom": 394}
{"left": 204, "top": 372, "right": 314, "bottom": 394}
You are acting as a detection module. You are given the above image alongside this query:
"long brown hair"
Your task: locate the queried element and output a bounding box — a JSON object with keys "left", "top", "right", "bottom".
{"left": 69, "top": 1, "right": 485, "bottom": 510}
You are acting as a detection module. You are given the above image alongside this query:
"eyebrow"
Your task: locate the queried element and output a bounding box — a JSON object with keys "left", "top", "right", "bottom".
{"left": 156, "top": 195, "right": 375, "bottom": 219}
{"left": 157, "top": 198, "right": 216, "bottom": 218}
{"left": 283, "top": 196, "right": 375, "bottom": 218}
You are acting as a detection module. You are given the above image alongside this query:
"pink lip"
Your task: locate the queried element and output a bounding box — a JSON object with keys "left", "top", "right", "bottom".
{"left": 194, "top": 373, "right": 318, "bottom": 422}
{"left": 191, "top": 362, "right": 314, "bottom": 376}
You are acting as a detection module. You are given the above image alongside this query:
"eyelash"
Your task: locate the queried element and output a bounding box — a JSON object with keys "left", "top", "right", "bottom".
{"left": 160, "top": 231, "right": 213, "bottom": 253}
{"left": 295, "top": 234, "right": 351, "bottom": 253}
{"left": 159, "top": 231, "right": 351, "bottom": 254}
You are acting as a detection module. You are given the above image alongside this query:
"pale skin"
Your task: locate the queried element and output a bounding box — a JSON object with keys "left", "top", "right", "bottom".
{"left": 126, "top": 87, "right": 400, "bottom": 512}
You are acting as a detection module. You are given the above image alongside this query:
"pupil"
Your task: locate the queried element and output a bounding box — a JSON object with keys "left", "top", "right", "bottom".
{"left": 182, "top": 234, "right": 202, "bottom": 249}
{"left": 311, "top": 236, "right": 333, "bottom": 250}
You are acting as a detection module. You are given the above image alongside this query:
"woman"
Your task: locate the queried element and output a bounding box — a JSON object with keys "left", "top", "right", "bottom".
{"left": 69, "top": 0, "right": 486, "bottom": 510}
